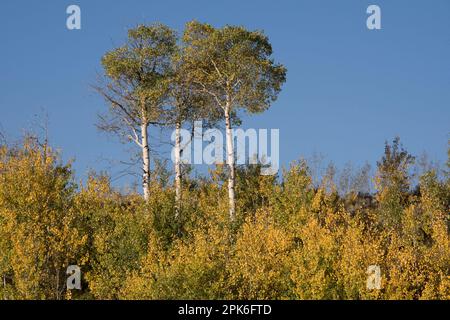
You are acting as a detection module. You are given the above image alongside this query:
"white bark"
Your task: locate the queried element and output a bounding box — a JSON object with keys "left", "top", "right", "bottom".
{"left": 141, "top": 117, "right": 150, "bottom": 202}
{"left": 174, "top": 121, "right": 182, "bottom": 218}
{"left": 225, "top": 96, "right": 236, "bottom": 221}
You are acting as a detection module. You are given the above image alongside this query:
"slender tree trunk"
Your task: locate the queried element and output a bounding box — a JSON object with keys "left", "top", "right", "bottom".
{"left": 141, "top": 115, "right": 150, "bottom": 202}
{"left": 55, "top": 268, "right": 60, "bottom": 300}
{"left": 225, "top": 95, "right": 236, "bottom": 221}
{"left": 3, "top": 274, "right": 6, "bottom": 300}
{"left": 174, "top": 120, "right": 182, "bottom": 218}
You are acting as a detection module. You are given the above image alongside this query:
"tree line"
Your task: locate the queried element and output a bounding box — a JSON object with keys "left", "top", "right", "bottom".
{"left": 0, "top": 135, "right": 448, "bottom": 299}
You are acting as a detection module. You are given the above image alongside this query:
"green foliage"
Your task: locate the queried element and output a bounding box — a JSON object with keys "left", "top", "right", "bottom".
{"left": 96, "top": 23, "right": 178, "bottom": 158}
{"left": 375, "top": 137, "right": 416, "bottom": 229}
{"left": 74, "top": 175, "right": 149, "bottom": 299}
{"left": 183, "top": 20, "right": 287, "bottom": 117}
{"left": 99, "top": 23, "right": 177, "bottom": 120}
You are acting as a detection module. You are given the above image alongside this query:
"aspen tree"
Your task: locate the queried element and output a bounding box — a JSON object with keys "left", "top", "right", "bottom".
{"left": 182, "top": 21, "right": 286, "bottom": 220}
{"left": 96, "top": 24, "right": 177, "bottom": 201}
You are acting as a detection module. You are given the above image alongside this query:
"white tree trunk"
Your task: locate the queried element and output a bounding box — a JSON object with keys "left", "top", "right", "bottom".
{"left": 141, "top": 119, "right": 150, "bottom": 202}
{"left": 174, "top": 121, "right": 182, "bottom": 218}
{"left": 225, "top": 98, "right": 236, "bottom": 221}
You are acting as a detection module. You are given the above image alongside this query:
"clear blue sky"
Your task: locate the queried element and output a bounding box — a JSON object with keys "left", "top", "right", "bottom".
{"left": 1, "top": 0, "right": 449, "bottom": 187}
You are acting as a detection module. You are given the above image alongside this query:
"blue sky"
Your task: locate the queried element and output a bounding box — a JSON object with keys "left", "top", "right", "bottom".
{"left": 0, "top": 0, "right": 449, "bottom": 187}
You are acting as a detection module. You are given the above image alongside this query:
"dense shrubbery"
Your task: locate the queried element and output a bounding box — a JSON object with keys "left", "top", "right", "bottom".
{"left": 0, "top": 137, "right": 448, "bottom": 300}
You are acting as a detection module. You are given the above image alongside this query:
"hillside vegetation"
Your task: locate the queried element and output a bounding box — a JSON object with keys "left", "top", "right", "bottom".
{"left": 0, "top": 137, "right": 448, "bottom": 300}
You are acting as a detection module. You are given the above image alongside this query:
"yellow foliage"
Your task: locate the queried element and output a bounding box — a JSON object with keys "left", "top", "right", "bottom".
{"left": 227, "top": 210, "right": 292, "bottom": 299}
{"left": 0, "top": 139, "right": 448, "bottom": 300}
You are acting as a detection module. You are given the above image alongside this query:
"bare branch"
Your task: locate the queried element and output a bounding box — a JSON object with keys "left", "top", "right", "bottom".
{"left": 123, "top": 117, "right": 143, "bottom": 148}
{"left": 92, "top": 84, "right": 140, "bottom": 126}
